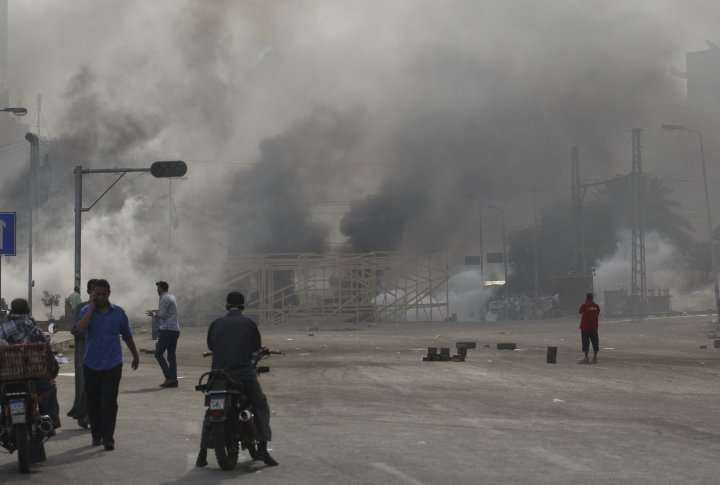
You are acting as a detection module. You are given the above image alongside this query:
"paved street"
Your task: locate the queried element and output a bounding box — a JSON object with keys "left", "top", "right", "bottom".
{"left": 2, "top": 315, "right": 720, "bottom": 484}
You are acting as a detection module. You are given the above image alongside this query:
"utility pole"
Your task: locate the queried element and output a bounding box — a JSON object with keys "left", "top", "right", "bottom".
{"left": 630, "top": 128, "right": 646, "bottom": 313}
{"left": 571, "top": 146, "right": 584, "bottom": 274}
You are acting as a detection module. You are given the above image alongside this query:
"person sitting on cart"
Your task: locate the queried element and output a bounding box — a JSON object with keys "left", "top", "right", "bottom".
{"left": 0, "top": 298, "right": 61, "bottom": 430}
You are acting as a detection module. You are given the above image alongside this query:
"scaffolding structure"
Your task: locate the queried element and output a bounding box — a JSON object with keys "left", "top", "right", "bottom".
{"left": 183, "top": 252, "right": 449, "bottom": 326}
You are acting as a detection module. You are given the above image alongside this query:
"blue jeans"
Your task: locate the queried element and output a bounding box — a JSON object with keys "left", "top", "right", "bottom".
{"left": 155, "top": 330, "right": 180, "bottom": 380}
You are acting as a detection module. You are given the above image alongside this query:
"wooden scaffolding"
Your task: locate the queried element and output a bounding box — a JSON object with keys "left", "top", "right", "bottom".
{"left": 182, "top": 252, "right": 449, "bottom": 326}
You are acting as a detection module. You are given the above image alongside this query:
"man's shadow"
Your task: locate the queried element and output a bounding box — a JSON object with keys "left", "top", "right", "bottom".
{"left": 159, "top": 459, "right": 266, "bottom": 485}
{"left": 121, "top": 387, "right": 165, "bottom": 394}
{"left": 0, "top": 441, "right": 106, "bottom": 474}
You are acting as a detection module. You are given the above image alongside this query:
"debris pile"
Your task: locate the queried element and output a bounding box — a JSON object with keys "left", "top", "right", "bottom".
{"left": 423, "top": 341, "right": 476, "bottom": 362}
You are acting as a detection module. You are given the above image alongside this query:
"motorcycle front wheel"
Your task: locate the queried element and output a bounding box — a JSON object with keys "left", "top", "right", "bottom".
{"left": 212, "top": 421, "right": 239, "bottom": 470}
{"left": 244, "top": 439, "right": 259, "bottom": 460}
{"left": 13, "top": 423, "right": 30, "bottom": 473}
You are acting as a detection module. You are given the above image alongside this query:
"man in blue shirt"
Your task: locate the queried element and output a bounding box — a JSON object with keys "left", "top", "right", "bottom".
{"left": 145, "top": 280, "right": 180, "bottom": 388}
{"left": 76, "top": 279, "right": 139, "bottom": 451}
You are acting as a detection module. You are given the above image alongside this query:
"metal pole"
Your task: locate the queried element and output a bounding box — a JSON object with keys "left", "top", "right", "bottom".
{"left": 697, "top": 132, "right": 720, "bottom": 315}
{"left": 533, "top": 199, "right": 539, "bottom": 298}
{"left": 25, "top": 133, "right": 39, "bottom": 308}
{"left": 74, "top": 166, "right": 82, "bottom": 291}
{"left": 502, "top": 209, "right": 508, "bottom": 296}
{"left": 28, "top": 155, "right": 33, "bottom": 306}
{"left": 168, "top": 178, "right": 172, "bottom": 274}
{"left": 478, "top": 199, "right": 484, "bottom": 282}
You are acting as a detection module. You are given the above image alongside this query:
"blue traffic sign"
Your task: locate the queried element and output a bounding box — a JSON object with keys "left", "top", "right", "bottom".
{"left": 0, "top": 212, "right": 16, "bottom": 256}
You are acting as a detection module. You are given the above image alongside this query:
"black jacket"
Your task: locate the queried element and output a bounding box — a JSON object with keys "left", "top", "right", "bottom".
{"left": 207, "top": 309, "right": 261, "bottom": 377}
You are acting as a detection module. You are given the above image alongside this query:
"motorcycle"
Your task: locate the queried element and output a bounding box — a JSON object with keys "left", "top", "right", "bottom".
{"left": 195, "top": 347, "right": 281, "bottom": 470}
{"left": 0, "top": 343, "right": 55, "bottom": 473}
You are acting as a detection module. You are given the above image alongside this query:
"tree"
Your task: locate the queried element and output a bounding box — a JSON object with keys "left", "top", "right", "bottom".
{"left": 41, "top": 290, "right": 61, "bottom": 318}
{"left": 600, "top": 175, "right": 694, "bottom": 251}
{"left": 507, "top": 175, "right": 693, "bottom": 295}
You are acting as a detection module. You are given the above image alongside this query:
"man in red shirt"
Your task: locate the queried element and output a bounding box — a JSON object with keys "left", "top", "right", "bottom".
{"left": 578, "top": 292, "right": 600, "bottom": 363}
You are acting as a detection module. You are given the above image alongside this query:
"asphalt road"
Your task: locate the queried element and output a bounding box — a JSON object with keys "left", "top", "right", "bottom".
{"left": 2, "top": 314, "right": 720, "bottom": 484}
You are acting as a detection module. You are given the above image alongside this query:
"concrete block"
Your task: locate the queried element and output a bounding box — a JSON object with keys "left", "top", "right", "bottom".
{"left": 456, "top": 341, "right": 476, "bottom": 350}
{"left": 497, "top": 343, "right": 517, "bottom": 350}
{"left": 547, "top": 346, "right": 557, "bottom": 364}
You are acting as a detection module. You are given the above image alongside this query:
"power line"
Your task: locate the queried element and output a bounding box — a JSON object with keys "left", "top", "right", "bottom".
{"left": 0, "top": 139, "right": 26, "bottom": 149}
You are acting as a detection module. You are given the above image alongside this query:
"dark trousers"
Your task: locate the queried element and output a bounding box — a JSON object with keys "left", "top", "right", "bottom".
{"left": 67, "top": 335, "right": 88, "bottom": 421}
{"left": 84, "top": 364, "right": 122, "bottom": 444}
{"left": 581, "top": 330, "right": 600, "bottom": 352}
{"left": 155, "top": 330, "right": 180, "bottom": 380}
{"left": 242, "top": 376, "right": 272, "bottom": 442}
{"left": 34, "top": 380, "right": 61, "bottom": 428}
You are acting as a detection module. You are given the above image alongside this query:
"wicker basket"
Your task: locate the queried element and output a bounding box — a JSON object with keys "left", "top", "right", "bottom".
{"left": 0, "top": 343, "right": 49, "bottom": 381}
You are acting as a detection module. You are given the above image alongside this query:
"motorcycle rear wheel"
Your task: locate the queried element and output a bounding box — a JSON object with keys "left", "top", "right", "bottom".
{"left": 14, "top": 423, "right": 30, "bottom": 473}
{"left": 212, "top": 421, "right": 239, "bottom": 470}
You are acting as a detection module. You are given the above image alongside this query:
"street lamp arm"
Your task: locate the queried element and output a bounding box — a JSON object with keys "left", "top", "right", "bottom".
{"left": 662, "top": 123, "right": 701, "bottom": 136}
{"left": 2, "top": 107, "right": 27, "bottom": 116}
{"left": 84, "top": 172, "right": 127, "bottom": 212}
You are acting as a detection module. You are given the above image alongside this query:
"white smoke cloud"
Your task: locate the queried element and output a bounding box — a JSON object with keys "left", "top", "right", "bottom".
{"left": 446, "top": 269, "right": 495, "bottom": 321}
{"left": 1, "top": 193, "right": 178, "bottom": 321}
{"left": 593, "top": 230, "right": 712, "bottom": 312}
{"left": 402, "top": 268, "right": 494, "bottom": 322}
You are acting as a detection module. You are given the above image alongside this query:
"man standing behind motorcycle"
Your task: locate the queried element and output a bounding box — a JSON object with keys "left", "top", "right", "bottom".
{"left": 0, "top": 298, "right": 61, "bottom": 431}
{"left": 196, "top": 291, "right": 278, "bottom": 467}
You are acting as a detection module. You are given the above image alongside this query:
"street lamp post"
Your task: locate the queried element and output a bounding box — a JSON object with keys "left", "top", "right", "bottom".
{"left": 477, "top": 199, "right": 484, "bottom": 282}
{"left": 662, "top": 123, "right": 720, "bottom": 316}
{"left": 25, "top": 133, "right": 38, "bottom": 307}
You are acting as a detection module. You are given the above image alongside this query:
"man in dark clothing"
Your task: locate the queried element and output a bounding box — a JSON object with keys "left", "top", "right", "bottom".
{"left": 196, "top": 291, "right": 278, "bottom": 468}
{"left": 67, "top": 278, "right": 97, "bottom": 429}
{"left": 578, "top": 292, "right": 600, "bottom": 364}
{"left": 0, "top": 298, "right": 61, "bottom": 430}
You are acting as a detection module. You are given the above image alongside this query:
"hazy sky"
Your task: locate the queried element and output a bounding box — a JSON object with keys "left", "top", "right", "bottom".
{"left": 1, "top": 0, "right": 718, "bottom": 314}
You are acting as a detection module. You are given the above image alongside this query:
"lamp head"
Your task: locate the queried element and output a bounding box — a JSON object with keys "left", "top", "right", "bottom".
{"left": 2, "top": 107, "right": 26, "bottom": 116}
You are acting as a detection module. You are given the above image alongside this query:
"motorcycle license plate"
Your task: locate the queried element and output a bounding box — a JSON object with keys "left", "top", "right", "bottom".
{"left": 210, "top": 396, "right": 225, "bottom": 410}
{"left": 10, "top": 399, "right": 26, "bottom": 424}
